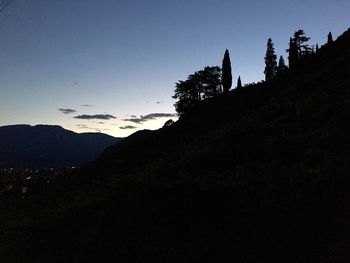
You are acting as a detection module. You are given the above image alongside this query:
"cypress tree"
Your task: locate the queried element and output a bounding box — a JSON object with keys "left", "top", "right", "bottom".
{"left": 328, "top": 32, "right": 333, "bottom": 44}
{"left": 237, "top": 76, "right": 242, "bottom": 89}
{"left": 222, "top": 49, "right": 232, "bottom": 93}
{"left": 264, "top": 38, "right": 277, "bottom": 81}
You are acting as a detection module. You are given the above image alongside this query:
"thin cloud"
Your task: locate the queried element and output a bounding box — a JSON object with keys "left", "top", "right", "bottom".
{"left": 124, "top": 113, "right": 177, "bottom": 124}
{"left": 120, "top": 125, "right": 137, "bottom": 130}
{"left": 58, "top": 108, "right": 77, "bottom": 114}
{"left": 77, "top": 124, "right": 110, "bottom": 132}
{"left": 156, "top": 101, "right": 163, "bottom": 104}
{"left": 74, "top": 114, "right": 116, "bottom": 120}
{"left": 81, "top": 104, "right": 93, "bottom": 107}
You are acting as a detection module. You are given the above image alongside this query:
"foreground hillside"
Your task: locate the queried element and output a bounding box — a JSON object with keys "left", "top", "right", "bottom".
{"left": 0, "top": 124, "right": 121, "bottom": 168}
{"left": 1, "top": 28, "right": 350, "bottom": 262}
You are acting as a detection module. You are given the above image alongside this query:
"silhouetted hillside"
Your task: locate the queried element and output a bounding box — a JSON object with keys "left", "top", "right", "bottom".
{"left": 1, "top": 28, "right": 350, "bottom": 263}
{"left": 0, "top": 124, "right": 121, "bottom": 168}
{"left": 95, "top": 28, "right": 350, "bottom": 177}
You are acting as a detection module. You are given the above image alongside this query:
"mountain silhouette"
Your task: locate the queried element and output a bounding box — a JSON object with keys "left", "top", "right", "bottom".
{"left": 0, "top": 124, "right": 121, "bottom": 168}
{"left": 1, "top": 28, "right": 350, "bottom": 262}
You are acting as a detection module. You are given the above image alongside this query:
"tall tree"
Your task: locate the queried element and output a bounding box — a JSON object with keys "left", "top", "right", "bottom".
{"left": 236, "top": 76, "right": 242, "bottom": 89}
{"left": 315, "top": 44, "right": 319, "bottom": 54}
{"left": 264, "top": 38, "right": 277, "bottom": 81}
{"left": 287, "top": 38, "right": 298, "bottom": 69}
{"left": 222, "top": 49, "right": 232, "bottom": 93}
{"left": 293, "top": 29, "right": 311, "bottom": 56}
{"left": 277, "top": 55, "right": 288, "bottom": 73}
{"left": 327, "top": 32, "right": 333, "bottom": 44}
{"left": 287, "top": 29, "right": 311, "bottom": 68}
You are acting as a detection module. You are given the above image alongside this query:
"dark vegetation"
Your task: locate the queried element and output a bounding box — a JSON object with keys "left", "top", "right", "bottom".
{"left": 172, "top": 29, "right": 316, "bottom": 117}
{"left": 173, "top": 66, "right": 222, "bottom": 116}
{"left": 1, "top": 28, "right": 350, "bottom": 262}
{"left": 0, "top": 124, "right": 120, "bottom": 168}
{"left": 264, "top": 38, "right": 277, "bottom": 81}
{"left": 222, "top": 49, "right": 232, "bottom": 93}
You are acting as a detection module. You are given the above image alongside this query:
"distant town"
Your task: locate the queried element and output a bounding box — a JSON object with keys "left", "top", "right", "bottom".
{"left": 0, "top": 167, "right": 77, "bottom": 197}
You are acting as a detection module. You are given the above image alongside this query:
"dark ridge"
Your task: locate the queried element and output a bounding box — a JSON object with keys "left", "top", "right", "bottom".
{"left": 0, "top": 124, "right": 122, "bottom": 168}
{"left": 1, "top": 27, "right": 350, "bottom": 262}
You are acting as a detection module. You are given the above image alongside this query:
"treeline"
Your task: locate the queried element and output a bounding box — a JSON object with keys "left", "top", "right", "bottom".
{"left": 172, "top": 50, "right": 237, "bottom": 115}
{"left": 173, "top": 29, "right": 335, "bottom": 116}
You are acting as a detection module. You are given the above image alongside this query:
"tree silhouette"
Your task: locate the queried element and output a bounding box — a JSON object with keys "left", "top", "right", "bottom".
{"left": 264, "top": 38, "right": 277, "bottom": 81}
{"left": 277, "top": 55, "right": 288, "bottom": 74}
{"left": 199, "top": 66, "right": 222, "bottom": 99}
{"left": 173, "top": 79, "right": 199, "bottom": 115}
{"left": 287, "top": 29, "right": 311, "bottom": 68}
{"left": 173, "top": 66, "right": 222, "bottom": 115}
{"left": 287, "top": 38, "right": 298, "bottom": 69}
{"left": 316, "top": 44, "right": 319, "bottom": 54}
{"left": 163, "top": 119, "right": 175, "bottom": 128}
{"left": 293, "top": 29, "right": 311, "bottom": 56}
{"left": 222, "top": 49, "right": 232, "bottom": 93}
{"left": 328, "top": 32, "right": 333, "bottom": 44}
{"left": 236, "top": 76, "right": 242, "bottom": 89}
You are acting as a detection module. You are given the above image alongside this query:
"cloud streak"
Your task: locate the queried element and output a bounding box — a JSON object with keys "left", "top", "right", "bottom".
{"left": 77, "top": 124, "right": 110, "bottom": 132}
{"left": 124, "top": 113, "right": 177, "bottom": 124}
{"left": 58, "top": 108, "right": 77, "bottom": 114}
{"left": 119, "top": 125, "right": 137, "bottom": 130}
{"left": 0, "top": 0, "right": 14, "bottom": 13}
{"left": 74, "top": 114, "right": 116, "bottom": 120}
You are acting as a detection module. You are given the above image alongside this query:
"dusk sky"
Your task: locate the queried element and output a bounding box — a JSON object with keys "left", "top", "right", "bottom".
{"left": 0, "top": 0, "right": 349, "bottom": 137}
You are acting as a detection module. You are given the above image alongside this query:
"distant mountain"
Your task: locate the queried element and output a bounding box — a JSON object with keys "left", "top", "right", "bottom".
{"left": 0, "top": 124, "right": 121, "bottom": 168}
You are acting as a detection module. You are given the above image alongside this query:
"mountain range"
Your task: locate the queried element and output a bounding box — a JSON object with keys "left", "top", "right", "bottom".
{"left": 0, "top": 124, "right": 121, "bottom": 168}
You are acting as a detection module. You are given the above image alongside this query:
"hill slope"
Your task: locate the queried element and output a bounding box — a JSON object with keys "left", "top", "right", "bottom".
{"left": 1, "top": 28, "right": 350, "bottom": 262}
{"left": 97, "top": 27, "right": 350, "bottom": 180}
{"left": 0, "top": 124, "right": 121, "bottom": 168}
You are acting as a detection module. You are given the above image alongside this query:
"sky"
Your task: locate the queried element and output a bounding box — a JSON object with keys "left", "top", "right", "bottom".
{"left": 0, "top": 0, "right": 349, "bottom": 137}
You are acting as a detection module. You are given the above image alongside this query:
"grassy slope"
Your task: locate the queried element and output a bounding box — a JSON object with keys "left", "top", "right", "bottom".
{"left": 1, "top": 28, "right": 350, "bottom": 262}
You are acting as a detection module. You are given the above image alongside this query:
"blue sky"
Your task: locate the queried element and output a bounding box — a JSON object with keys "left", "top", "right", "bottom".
{"left": 0, "top": 0, "right": 349, "bottom": 137}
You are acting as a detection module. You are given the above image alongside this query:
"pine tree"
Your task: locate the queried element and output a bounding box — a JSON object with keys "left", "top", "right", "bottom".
{"left": 293, "top": 29, "right": 311, "bottom": 56}
{"left": 287, "top": 30, "right": 311, "bottom": 68}
{"left": 277, "top": 55, "right": 287, "bottom": 74}
{"left": 264, "top": 38, "right": 277, "bottom": 81}
{"left": 236, "top": 76, "right": 242, "bottom": 89}
{"left": 222, "top": 49, "right": 232, "bottom": 93}
{"left": 328, "top": 32, "right": 333, "bottom": 44}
